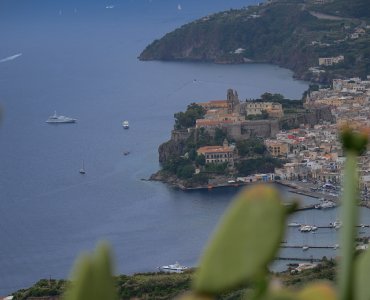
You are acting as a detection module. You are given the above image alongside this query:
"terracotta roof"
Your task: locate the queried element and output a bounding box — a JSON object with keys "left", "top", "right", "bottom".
{"left": 198, "top": 100, "right": 228, "bottom": 108}
{"left": 197, "top": 145, "right": 233, "bottom": 154}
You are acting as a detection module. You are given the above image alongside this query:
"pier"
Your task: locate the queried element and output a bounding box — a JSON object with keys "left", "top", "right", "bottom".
{"left": 276, "top": 257, "right": 323, "bottom": 262}
{"left": 280, "top": 245, "right": 337, "bottom": 249}
{"left": 289, "top": 225, "right": 370, "bottom": 229}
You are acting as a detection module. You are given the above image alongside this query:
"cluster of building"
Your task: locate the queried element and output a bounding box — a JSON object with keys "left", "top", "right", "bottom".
{"left": 192, "top": 89, "right": 284, "bottom": 169}
{"left": 172, "top": 76, "right": 370, "bottom": 188}
{"left": 194, "top": 89, "right": 282, "bottom": 140}
{"left": 197, "top": 89, "right": 283, "bottom": 125}
{"left": 265, "top": 124, "right": 343, "bottom": 183}
{"left": 188, "top": 75, "right": 370, "bottom": 189}
{"left": 268, "top": 76, "right": 370, "bottom": 188}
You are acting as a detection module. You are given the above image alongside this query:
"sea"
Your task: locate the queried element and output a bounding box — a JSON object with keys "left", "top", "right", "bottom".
{"left": 1, "top": 0, "right": 369, "bottom": 295}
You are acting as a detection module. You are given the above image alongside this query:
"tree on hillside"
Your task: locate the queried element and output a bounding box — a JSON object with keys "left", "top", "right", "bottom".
{"left": 174, "top": 103, "right": 206, "bottom": 130}
{"left": 260, "top": 92, "right": 284, "bottom": 102}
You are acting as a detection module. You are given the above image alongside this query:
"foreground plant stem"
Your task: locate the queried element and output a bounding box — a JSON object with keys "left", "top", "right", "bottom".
{"left": 338, "top": 151, "right": 358, "bottom": 300}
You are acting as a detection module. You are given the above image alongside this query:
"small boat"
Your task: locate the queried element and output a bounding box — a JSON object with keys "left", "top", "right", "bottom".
{"left": 158, "top": 262, "right": 188, "bottom": 273}
{"left": 302, "top": 246, "right": 309, "bottom": 251}
{"left": 122, "top": 120, "right": 129, "bottom": 129}
{"left": 123, "top": 151, "right": 130, "bottom": 156}
{"left": 315, "top": 200, "right": 336, "bottom": 209}
{"left": 79, "top": 160, "right": 86, "bottom": 174}
{"left": 300, "top": 225, "right": 313, "bottom": 232}
{"left": 46, "top": 111, "right": 76, "bottom": 123}
{"left": 288, "top": 222, "right": 301, "bottom": 227}
{"left": 299, "top": 224, "right": 318, "bottom": 232}
{"left": 330, "top": 220, "right": 342, "bottom": 229}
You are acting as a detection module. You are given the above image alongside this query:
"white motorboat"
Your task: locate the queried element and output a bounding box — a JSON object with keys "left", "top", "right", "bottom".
{"left": 122, "top": 120, "right": 129, "bottom": 129}
{"left": 158, "top": 262, "right": 188, "bottom": 272}
{"left": 46, "top": 111, "right": 76, "bottom": 123}
{"left": 302, "top": 246, "right": 309, "bottom": 251}
{"left": 299, "top": 225, "right": 318, "bottom": 232}
{"left": 288, "top": 222, "right": 301, "bottom": 227}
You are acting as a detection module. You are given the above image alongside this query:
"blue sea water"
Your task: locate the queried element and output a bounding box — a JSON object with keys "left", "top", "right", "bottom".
{"left": 2, "top": 0, "right": 365, "bottom": 295}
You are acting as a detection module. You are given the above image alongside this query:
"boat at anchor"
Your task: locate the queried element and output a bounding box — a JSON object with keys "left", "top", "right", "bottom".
{"left": 158, "top": 262, "right": 188, "bottom": 272}
{"left": 122, "top": 120, "right": 129, "bottom": 129}
{"left": 46, "top": 111, "right": 77, "bottom": 123}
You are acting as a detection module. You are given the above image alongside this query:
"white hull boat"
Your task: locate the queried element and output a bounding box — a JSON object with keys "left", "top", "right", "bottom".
{"left": 46, "top": 111, "right": 76, "bottom": 123}
{"left": 158, "top": 262, "right": 188, "bottom": 273}
{"left": 122, "top": 120, "right": 129, "bottom": 129}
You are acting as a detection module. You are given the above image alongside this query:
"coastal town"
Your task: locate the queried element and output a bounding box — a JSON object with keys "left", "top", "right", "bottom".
{"left": 153, "top": 75, "right": 370, "bottom": 209}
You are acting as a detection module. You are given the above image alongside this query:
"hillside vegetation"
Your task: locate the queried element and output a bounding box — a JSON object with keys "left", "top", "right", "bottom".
{"left": 11, "top": 260, "right": 336, "bottom": 300}
{"left": 139, "top": 0, "right": 370, "bottom": 83}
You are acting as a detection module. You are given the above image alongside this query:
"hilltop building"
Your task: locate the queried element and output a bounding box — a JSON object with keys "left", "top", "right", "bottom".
{"left": 197, "top": 139, "right": 235, "bottom": 166}
{"left": 196, "top": 89, "right": 282, "bottom": 140}
{"left": 318, "top": 55, "right": 344, "bottom": 66}
{"left": 243, "top": 101, "right": 283, "bottom": 118}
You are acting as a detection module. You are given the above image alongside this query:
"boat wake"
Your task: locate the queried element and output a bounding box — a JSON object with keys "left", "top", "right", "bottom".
{"left": 0, "top": 53, "right": 22, "bottom": 63}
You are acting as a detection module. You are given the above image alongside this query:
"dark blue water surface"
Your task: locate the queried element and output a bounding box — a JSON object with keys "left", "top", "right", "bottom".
{"left": 0, "top": 0, "right": 345, "bottom": 295}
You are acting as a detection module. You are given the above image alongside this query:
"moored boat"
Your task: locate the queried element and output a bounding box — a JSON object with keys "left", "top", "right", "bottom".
{"left": 46, "top": 111, "right": 76, "bottom": 123}
{"left": 122, "top": 120, "right": 129, "bottom": 129}
{"left": 288, "top": 222, "right": 301, "bottom": 227}
{"left": 158, "top": 262, "right": 188, "bottom": 273}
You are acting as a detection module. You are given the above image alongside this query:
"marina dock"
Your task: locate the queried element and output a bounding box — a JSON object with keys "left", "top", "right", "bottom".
{"left": 280, "top": 245, "right": 337, "bottom": 249}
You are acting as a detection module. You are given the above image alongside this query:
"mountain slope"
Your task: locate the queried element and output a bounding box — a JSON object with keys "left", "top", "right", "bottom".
{"left": 139, "top": 0, "right": 370, "bottom": 83}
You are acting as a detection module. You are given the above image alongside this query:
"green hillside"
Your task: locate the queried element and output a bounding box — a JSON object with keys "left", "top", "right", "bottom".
{"left": 139, "top": 0, "right": 370, "bottom": 83}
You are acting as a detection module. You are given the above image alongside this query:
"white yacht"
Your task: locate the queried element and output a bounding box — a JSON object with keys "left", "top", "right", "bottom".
{"left": 158, "top": 262, "right": 188, "bottom": 273}
{"left": 122, "top": 120, "right": 129, "bottom": 129}
{"left": 46, "top": 111, "right": 76, "bottom": 123}
{"left": 288, "top": 222, "right": 301, "bottom": 227}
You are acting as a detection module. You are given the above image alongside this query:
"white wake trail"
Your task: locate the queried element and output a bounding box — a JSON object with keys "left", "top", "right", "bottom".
{"left": 0, "top": 53, "right": 22, "bottom": 63}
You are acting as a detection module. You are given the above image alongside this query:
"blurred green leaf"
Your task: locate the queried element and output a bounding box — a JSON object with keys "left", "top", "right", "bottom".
{"left": 194, "top": 185, "right": 287, "bottom": 295}
{"left": 62, "top": 242, "right": 117, "bottom": 300}
{"left": 354, "top": 250, "right": 370, "bottom": 300}
{"left": 176, "top": 292, "right": 214, "bottom": 300}
{"left": 338, "top": 152, "right": 359, "bottom": 300}
{"left": 297, "top": 282, "right": 336, "bottom": 300}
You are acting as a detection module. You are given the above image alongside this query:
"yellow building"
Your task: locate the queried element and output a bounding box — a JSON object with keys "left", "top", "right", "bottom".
{"left": 264, "top": 139, "right": 290, "bottom": 157}
{"left": 244, "top": 102, "right": 283, "bottom": 118}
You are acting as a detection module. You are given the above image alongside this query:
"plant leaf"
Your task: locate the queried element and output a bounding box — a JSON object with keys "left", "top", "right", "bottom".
{"left": 297, "top": 282, "right": 336, "bottom": 300}
{"left": 194, "top": 185, "right": 286, "bottom": 294}
{"left": 63, "top": 242, "right": 117, "bottom": 300}
{"left": 354, "top": 249, "right": 370, "bottom": 300}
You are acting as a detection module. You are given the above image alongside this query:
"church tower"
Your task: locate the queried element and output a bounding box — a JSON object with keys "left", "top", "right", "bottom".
{"left": 227, "top": 89, "right": 240, "bottom": 114}
{"left": 227, "top": 89, "right": 235, "bottom": 113}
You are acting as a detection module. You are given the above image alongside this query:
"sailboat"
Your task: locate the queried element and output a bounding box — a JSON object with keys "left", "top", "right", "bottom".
{"left": 79, "top": 160, "right": 86, "bottom": 174}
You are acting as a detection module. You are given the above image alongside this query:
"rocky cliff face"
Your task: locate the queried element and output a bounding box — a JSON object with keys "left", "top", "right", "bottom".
{"left": 158, "top": 139, "right": 186, "bottom": 164}
{"left": 158, "top": 130, "right": 191, "bottom": 164}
